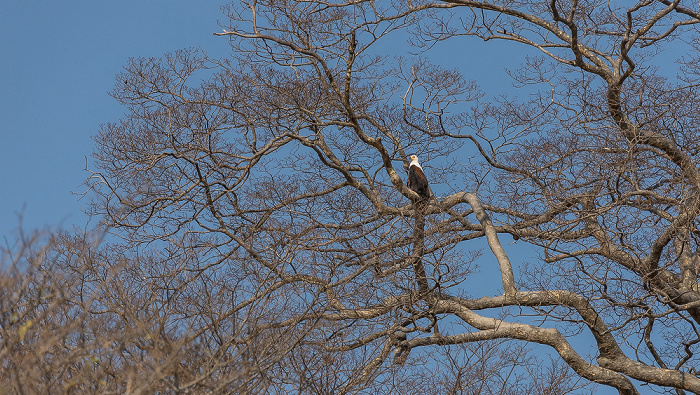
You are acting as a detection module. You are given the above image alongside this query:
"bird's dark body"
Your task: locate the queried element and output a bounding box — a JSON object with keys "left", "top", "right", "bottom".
{"left": 408, "top": 164, "right": 430, "bottom": 201}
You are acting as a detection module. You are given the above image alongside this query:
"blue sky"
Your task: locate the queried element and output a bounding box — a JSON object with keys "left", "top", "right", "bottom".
{"left": 0, "top": 1, "right": 227, "bottom": 239}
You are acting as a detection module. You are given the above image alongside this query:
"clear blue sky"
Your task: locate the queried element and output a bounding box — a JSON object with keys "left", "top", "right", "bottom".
{"left": 0, "top": 1, "right": 227, "bottom": 239}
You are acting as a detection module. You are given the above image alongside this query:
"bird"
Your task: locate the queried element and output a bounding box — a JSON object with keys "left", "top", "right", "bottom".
{"left": 407, "top": 155, "right": 431, "bottom": 202}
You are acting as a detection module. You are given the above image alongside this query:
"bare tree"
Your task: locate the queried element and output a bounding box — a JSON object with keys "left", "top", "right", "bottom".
{"left": 7, "top": 0, "right": 695, "bottom": 393}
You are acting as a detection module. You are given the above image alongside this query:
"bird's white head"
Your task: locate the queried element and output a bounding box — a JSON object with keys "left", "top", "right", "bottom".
{"left": 409, "top": 155, "right": 422, "bottom": 168}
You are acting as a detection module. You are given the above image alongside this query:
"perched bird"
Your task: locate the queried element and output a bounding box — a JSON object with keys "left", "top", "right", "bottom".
{"left": 407, "top": 155, "right": 431, "bottom": 202}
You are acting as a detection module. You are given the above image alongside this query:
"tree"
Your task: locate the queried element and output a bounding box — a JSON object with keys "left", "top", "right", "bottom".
{"left": 12, "top": 0, "right": 699, "bottom": 393}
